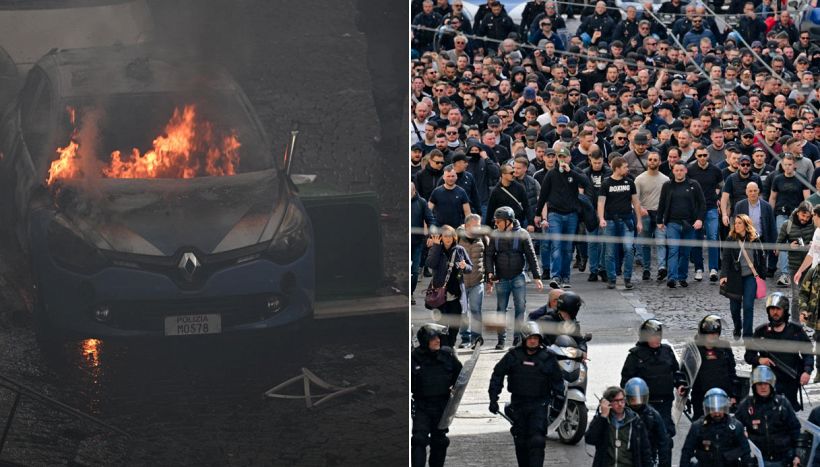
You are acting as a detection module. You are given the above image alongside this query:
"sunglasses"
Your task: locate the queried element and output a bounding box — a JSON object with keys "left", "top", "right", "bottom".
{"left": 696, "top": 153, "right": 709, "bottom": 158}
{"left": 742, "top": 134, "right": 753, "bottom": 138}
{"left": 430, "top": 160, "right": 444, "bottom": 165}
{"left": 740, "top": 163, "right": 751, "bottom": 167}
{"left": 446, "top": 131, "right": 458, "bottom": 135}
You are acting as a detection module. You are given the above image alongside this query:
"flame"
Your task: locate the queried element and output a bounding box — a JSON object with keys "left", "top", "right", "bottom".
{"left": 47, "top": 105, "right": 240, "bottom": 185}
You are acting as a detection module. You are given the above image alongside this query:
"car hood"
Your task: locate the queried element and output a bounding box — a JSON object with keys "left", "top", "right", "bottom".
{"left": 53, "top": 169, "right": 285, "bottom": 256}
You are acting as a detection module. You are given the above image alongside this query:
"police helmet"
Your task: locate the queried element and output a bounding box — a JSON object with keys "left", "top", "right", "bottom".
{"left": 750, "top": 364, "right": 777, "bottom": 389}
{"left": 639, "top": 319, "right": 663, "bottom": 342}
{"left": 417, "top": 323, "right": 448, "bottom": 348}
{"left": 493, "top": 206, "right": 515, "bottom": 222}
{"left": 624, "top": 377, "right": 650, "bottom": 409}
{"left": 698, "top": 314, "right": 722, "bottom": 335}
{"left": 703, "top": 388, "right": 731, "bottom": 417}
{"left": 765, "top": 292, "right": 790, "bottom": 323}
{"left": 522, "top": 321, "right": 543, "bottom": 343}
{"left": 556, "top": 291, "right": 583, "bottom": 319}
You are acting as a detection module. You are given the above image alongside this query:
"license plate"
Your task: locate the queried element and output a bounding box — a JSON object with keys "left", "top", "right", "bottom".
{"left": 164, "top": 314, "right": 221, "bottom": 336}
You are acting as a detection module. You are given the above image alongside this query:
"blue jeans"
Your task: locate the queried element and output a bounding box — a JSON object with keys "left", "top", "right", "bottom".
{"left": 641, "top": 211, "right": 667, "bottom": 271}
{"left": 666, "top": 221, "right": 695, "bottom": 281}
{"left": 691, "top": 208, "right": 719, "bottom": 272}
{"left": 460, "top": 283, "right": 484, "bottom": 342}
{"left": 730, "top": 274, "right": 758, "bottom": 337}
{"left": 540, "top": 227, "right": 552, "bottom": 276}
{"left": 776, "top": 214, "right": 789, "bottom": 275}
{"left": 548, "top": 211, "right": 578, "bottom": 281}
{"left": 587, "top": 228, "right": 604, "bottom": 274}
{"left": 495, "top": 273, "right": 527, "bottom": 342}
{"left": 604, "top": 219, "right": 635, "bottom": 282}
{"left": 411, "top": 242, "right": 423, "bottom": 293}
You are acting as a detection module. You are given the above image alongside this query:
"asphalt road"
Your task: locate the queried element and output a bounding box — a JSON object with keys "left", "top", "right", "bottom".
{"left": 0, "top": 1, "right": 408, "bottom": 465}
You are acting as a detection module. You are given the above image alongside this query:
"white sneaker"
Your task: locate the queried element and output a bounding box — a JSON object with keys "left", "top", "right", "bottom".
{"left": 694, "top": 269, "right": 703, "bottom": 281}
{"left": 777, "top": 274, "right": 790, "bottom": 287}
{"left": 709, "top": 269, "right": 718, "bottom": 282}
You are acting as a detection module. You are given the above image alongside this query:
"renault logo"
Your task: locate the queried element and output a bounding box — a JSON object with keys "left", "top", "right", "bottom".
{"left": 178, "top": 252, "right": 200, "bottom": 282}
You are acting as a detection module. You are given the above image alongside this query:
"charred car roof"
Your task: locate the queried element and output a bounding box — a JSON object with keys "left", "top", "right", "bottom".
{"left": 37, "top": 45, "right": 239, "bottom": 98}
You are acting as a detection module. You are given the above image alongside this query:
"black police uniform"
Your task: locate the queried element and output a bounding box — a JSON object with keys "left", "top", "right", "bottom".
{"left": 680, "top": 414, "right": 752, "bottom": 467}
{"left": 743, "top": 322, "right": 814, "bottom": 410}
{"left": 411, "top": 345, "right": 463, "bottom": 467}
{"left": 735, "top": 392, "right": 801, "bottom": 464}
{"left": 632, "top": 403, "right": 672, "bottom": 467}
{"left": 621, "top": 342, "right": 683, "bottom": 437}
{"left": 690, "top": 337, "right": 740, "bottom": 420}
{"left": 489, "top": 344, "right": 565, "bottom": 467}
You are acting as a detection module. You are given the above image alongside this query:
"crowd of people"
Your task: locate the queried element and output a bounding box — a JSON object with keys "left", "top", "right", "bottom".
{"left": 410, "top": 0, "right": 820, "bottom": 465}
{"left": 411, "top": 0, "right": 820, "bottom": 340}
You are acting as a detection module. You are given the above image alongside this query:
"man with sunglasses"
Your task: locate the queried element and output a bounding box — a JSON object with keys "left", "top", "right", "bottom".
{"left": 688, "top": 148, "right": 724, "bottom": 282}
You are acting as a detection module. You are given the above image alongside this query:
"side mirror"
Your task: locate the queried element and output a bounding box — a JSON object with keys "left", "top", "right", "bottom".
{"left": 584, "top": 333, "right": 593, "bottom": 342}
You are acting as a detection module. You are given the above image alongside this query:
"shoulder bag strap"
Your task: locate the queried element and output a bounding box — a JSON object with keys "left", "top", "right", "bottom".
{"left": 441, "top": 249, "right": 457, "bottom": 286}
{"left": 739, "top": 240, "right": 759, "bottom": 278}
{"left": 411, "top": 120, "right": 423, "bottom": 142}
{"left": 499, "top": 186, "right": 524, "bottom": 210}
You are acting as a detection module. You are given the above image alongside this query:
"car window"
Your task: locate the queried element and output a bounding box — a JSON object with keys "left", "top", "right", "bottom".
{"left": 19, "top": 67, "right": 52, "bottom": 163}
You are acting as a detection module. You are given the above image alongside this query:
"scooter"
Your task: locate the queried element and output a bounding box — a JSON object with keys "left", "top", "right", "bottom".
{"left": 545, "top": 333, "right": 591, "bottom": 444}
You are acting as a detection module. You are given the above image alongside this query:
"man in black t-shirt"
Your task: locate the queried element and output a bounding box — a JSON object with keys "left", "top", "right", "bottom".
{"left": 598, "top": 156, "right": 643, "bottom": 290}
{"left": 584, "top": 153, "right": 612, "bottom": 282}
{"left": 769, "top": 153, "right": 810, "bottom": 287}
{"left": 429, "top": 165, "right": 472, "bottom": 229}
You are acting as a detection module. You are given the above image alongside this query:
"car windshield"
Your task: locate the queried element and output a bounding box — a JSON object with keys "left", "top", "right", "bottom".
{"left": 48, "top": 92, "right": 272, "bottom": 183}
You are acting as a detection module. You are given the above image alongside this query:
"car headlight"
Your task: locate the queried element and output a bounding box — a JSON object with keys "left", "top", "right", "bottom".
{"left": 266, "top": 203, "right": 311, "bottom": 264}
{"left": 47, "top": 220, "right": 108, "bottom": 273}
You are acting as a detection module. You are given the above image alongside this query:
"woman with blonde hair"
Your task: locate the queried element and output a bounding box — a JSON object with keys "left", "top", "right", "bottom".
{"left": 719, "top": 214, "right": 768, "bottom": 339}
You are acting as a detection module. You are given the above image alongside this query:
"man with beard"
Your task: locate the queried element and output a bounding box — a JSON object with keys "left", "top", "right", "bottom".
{"left": 461, "top": 93, "right": 487, "bottom": 130}
{"left": 769, "top": 154, "right": 810, "bottom": 288}
{"left": 429, "top": 164, "right": 472, "bottom": 230}
{"left": 411, "top": 143, "right": 425, "bottom": 178}
{"left": 636, "top": 151, "right": 670, "bottom": 282}
{"left": 658, "top": 162, "right": 706, "bottom": 288}
{"left": 744, "top": 293, "right": 813, "bottom": 410}
{"left": 720, "top": 153, "right": 761, "bottom": 228}
{"left": 610, "top": 126, "right": 630, "bottom": 154}
{"left": 624, "top": 131, "right": 653, "bottom": 179}
{"left": 687, "top": 147, "right": 724, "bottom": 282}
{"left": 488, "top": 322, "right": 564, "bottom": 467}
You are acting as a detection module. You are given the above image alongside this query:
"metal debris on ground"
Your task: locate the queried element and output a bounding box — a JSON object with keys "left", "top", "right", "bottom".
{"left": 264, "top": 368, "right": 367, "bottom": 409}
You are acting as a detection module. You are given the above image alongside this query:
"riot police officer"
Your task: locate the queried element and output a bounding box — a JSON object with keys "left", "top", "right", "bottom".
{"left": 735, "top": 365, "right": 802, "bottom": 466}
{"left": 488, "top": 321, "right": 565, "bottom": 467}
{"left": 412, "top": 324, "right": 463, "bottom": 467}
{"left": 681, "top": 388, "right": 753, "bottom": 467}
{"left": 527, "top": 291, "right": 586, "bottom": 350}
{"left": 689, "top": 315, "right": 741, "bottom": 420}
{"left": 625, "top": 377, "right": 672, "bottom": 467}
{"left": 621, "top": 319, "right": 687, "bottom": 437}
{"left": 744, "top": 292, "right": 814, "bottom": 410}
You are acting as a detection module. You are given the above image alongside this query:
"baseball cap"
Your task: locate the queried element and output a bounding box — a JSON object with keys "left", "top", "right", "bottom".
{"left": 741, "top": 128, "right": 755, "bottom": 136}
{"left": 560, "top": 129, "right": 573, "bottom": 142}
{"left": 452, "top": 152, "right": 468, "bottom": 163}
{"left": 739, "top": 154, "right": 751, "bottom": 162}
{"left": 588, "top": 91, "right": 600, "bottom": 100}
{"left": 595, "top": 112, "right": 606, "bottom": 121}
{"left": 680, "top": 109, "right": 693, "bottom": 118}
{"left": 557, "top": 115, "right": 570, "bottom": 125}
{"left": 523, "top": 87, "right": 537, "bottom": 100}
{"left": 525, "top": 127, "right": 538, "bottom": 139}
{"left": 633, "top": 132, "right": 649, "bottom": 144}
{"left": 488, "top": 115, "right": 501, "bottom": 126}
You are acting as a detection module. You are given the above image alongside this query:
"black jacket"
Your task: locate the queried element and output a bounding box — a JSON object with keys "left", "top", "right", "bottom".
{"left": 485, "top": 222, "right": 541, "bottom": 280}
{"left": 680, "top": 414, "right": 752, "bottom": 467}
{"left": 484, "top": 180, "right": 531, "bottom": 227}
{"left": 744, "top": 322, "right": 814, "bottom": 386}
{"left": 633, "top": 404, "right": 672, "bottom": 467}
{"left": 411, "top": 346, "right": 462, "bottom": 399}
{"left": 720, "top": 236, "right": 767, "bottom": 299}
{"left": 488, "top": 345, "right": 564, "bottom": 401}
{"left": 621, "top": 343, "right": 681, "bottom": 404}
{"left": 411, "top": 194, "right": 437, "bottom": 247}
{"left": 735, "top": 393, "right": 801, "bottom": 462}
{"left": 414, "top": 165, "right": 443, "bottom": 200}
{"left": 657, "top": 177, "right": 706, "bottom": 225}
{"left": 586, "top": 408, "right": 653, "bottom": 467}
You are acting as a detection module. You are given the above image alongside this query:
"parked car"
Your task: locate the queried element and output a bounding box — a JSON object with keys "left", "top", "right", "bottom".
{"left": 0, "top": 45, "right": 317, "bottom": 341}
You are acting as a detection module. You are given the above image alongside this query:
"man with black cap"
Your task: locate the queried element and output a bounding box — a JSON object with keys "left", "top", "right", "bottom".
{"left": 488, "top": 321, "right": 564, "bottom": 467}
{"left": 744, "top": 292, "right": 813, "bottom": 410}
{"left": 721, "top": 152, "right": 762, "bottom": 227}
{"left": 688, "top": 147, "right": 724, "bottom": 282}
{"left": 739, "top": 127, "right": 757, "bottom": 157}
{"left": 465, "top": 139, "right": 500, "bottom": 218}
{"left": 411, "top": 323, "right": 463, "bottom": 467}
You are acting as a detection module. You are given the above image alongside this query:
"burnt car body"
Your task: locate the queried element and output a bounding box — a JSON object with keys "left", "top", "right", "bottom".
{"left": 0, "top": 45, "right": 317, "bottom": 339}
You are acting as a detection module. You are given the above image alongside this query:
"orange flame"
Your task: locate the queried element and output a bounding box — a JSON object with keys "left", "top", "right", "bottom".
{"left": 47, "top": 105, "right": 240, "bottom": 185}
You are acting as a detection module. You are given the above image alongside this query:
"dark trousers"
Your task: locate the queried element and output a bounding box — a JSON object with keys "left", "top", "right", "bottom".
{"left": 412, "top": 398, "right": 450, "bottom": 467}
{"left": 776, "top": 376, "right": 802, "bottom": 411}
{"left": 650, "top": 399, "right": 676, "bottom": 439}
{"left": 440, "top": 299, "right": 462, "bottom": 348}
{"left": 507, "top": 397, "right": 549, "bottom": 467}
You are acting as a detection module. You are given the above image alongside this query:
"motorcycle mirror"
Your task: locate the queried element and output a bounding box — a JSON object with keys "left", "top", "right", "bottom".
{"left": 584, "top": 333, "right": 593, "bottom": 342}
